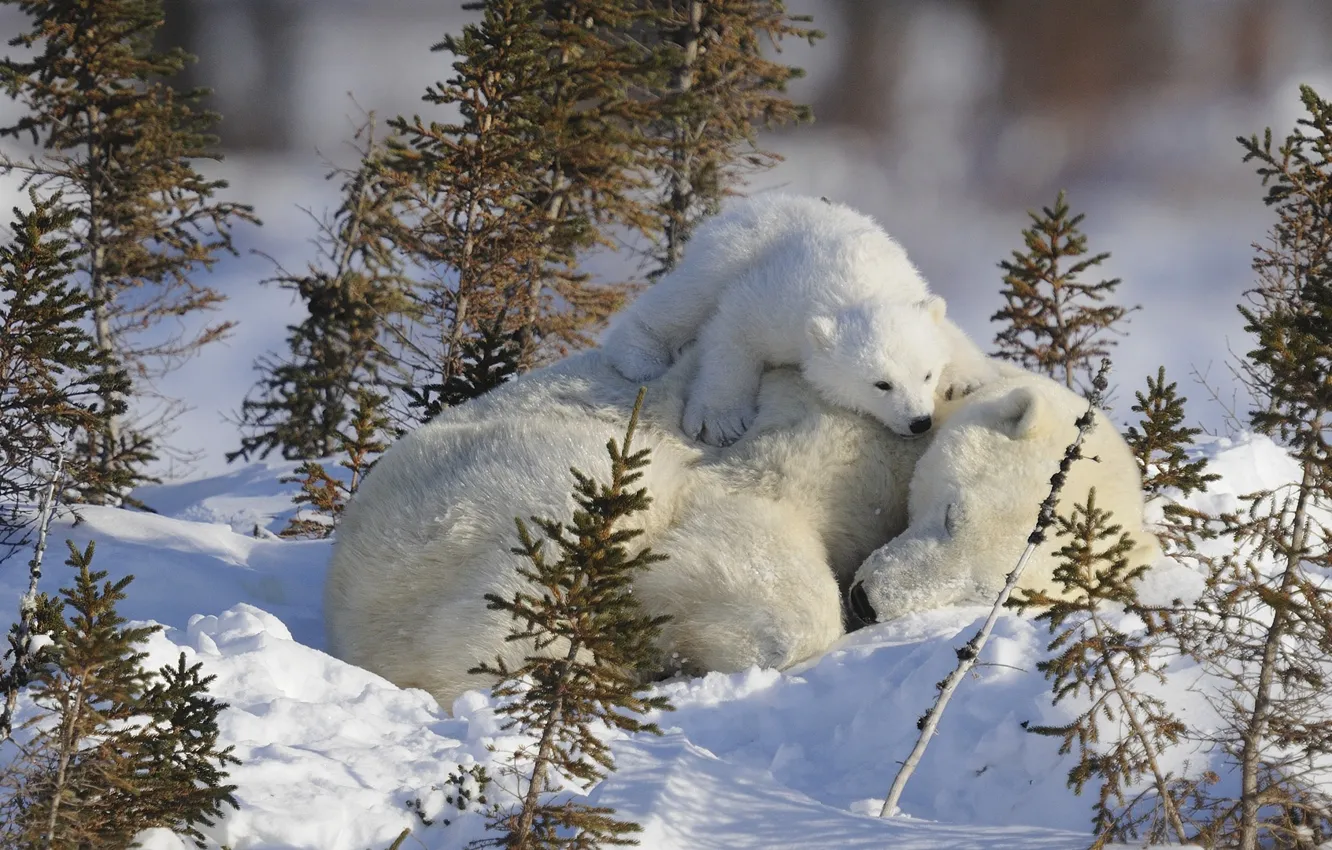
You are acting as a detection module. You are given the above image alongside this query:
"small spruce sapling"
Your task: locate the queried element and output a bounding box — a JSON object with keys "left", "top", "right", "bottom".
{"left": 1124, "top": 366, "right": 1222, "bottom": 557}
{"left": 232, "top": 115, "right": 409, "bottom": 462}
{"left": 402, "top": 763, "right": 496, "bottom": 841}
{"left": 0, "top": 540, "right": 238, "bottom": 849}
{"left": 280, "top": 387, "right": 389, "bottom": 539}
{"left": 992, "top": 192, "right": 1137, "bottom": 397}
{"left": 469, "top": 388, "right": 672, "bottom": 849}
{"left": 1011, "top": 490, "right": 1189, "bottom": 848}
{"left": 442, "top": 764, "right": 495, "bottom": 825}
{"left": 138, "top": 652, "right": 242, "bottom": 845}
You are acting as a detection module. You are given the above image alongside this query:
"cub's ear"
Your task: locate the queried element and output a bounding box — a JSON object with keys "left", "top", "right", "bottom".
{"left": 807, "top": 315, "right": 837, "bottom": 351}
{"left": 918, "top": 294, "right": 947, "bottom": 324}
{"left": 988, "top": 385, "right": 1051, "bottom": 440}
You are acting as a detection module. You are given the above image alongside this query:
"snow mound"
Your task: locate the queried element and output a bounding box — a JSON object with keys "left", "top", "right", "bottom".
{"left": 1, "top": 433, "right": 1293, "bottom": 848}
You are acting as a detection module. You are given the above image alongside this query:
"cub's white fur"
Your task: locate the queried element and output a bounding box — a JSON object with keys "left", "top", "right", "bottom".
{"left": 603, "top": 193, "right": 994, "bottom": 445}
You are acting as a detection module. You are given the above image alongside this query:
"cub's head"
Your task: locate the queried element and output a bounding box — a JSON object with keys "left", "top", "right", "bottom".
{"left": 802, "top": 295, "right": 948, "bottom": 438}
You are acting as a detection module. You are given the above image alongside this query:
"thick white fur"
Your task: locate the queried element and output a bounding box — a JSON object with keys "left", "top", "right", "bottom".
{"left": 324, "top": 347, "right": 936, "bottom": 709}
{"left": 851, "top": 364, "right": 1164, "bottom": 624}
{"left": 602, "top": 194, "right": 996, "bottom": 445}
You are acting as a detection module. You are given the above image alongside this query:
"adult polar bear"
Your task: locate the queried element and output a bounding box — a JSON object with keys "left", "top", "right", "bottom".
{"left": 324, "top": 352, "right": 1161, "bottom": 709}
{"left": 324, "top": 348, "right": 931, "bottom": 708}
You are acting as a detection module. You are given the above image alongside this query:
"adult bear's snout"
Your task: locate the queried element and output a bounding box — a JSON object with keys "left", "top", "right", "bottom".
{"left": 848, "top": 581, "right": 877, "bottom": 624}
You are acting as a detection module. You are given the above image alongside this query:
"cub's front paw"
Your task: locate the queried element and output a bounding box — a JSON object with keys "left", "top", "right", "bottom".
{"left": 940, "top": 359, "right": 1000, "bottom": 402}
{"left": 682, "top": 397, "right": 756, "bottom": 447}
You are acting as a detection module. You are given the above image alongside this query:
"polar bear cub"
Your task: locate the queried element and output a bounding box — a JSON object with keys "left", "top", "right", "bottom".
{"left": 603, "top": 193, "right": 989, "bottom": 445}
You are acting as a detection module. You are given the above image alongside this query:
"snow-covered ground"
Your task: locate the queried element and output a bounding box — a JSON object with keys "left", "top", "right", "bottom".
{"left": 0, "top": 431, "right": 1295, "bottom": 849}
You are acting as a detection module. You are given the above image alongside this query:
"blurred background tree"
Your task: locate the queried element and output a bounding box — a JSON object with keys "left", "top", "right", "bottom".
{"left": 1, "top": 0, "right": 1327, "bottom": 478}
{"left": 132, "top": 0, "right": 1293, "bottom": 186}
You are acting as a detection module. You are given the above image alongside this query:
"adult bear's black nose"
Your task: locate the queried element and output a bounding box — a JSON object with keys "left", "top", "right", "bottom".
{"left": 848, "top": 582, "right": 876, "bottom": 624}
{"left": 909, "top": 415, "right": 932, "bottom": 435}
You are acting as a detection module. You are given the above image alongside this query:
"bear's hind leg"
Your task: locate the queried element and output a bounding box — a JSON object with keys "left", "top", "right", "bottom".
{"left": 603, "top": 258, "right": 733, "bottom": 381}
{"left": 640, "top": 497, "right": 845, "bottom": 674}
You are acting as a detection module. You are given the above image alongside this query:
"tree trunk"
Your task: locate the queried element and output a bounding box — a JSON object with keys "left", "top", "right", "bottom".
{"left": 86, "top": 106, "right": 122, "bottom": 501}
{"left": 509, "top": 639, "right": 582, "bottom": 847}
{"left": 661, "top": 0, "right": 704, "bottom": 276}
{"left": 42, "top": 685, "right": 85, "bottom": 849}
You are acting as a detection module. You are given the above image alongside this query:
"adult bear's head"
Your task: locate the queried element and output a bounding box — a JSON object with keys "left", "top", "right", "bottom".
{"left": 849, "top": 372, "right": 1161, "bottom": 625}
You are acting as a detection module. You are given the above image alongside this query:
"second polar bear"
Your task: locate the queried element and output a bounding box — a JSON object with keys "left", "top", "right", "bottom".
{"left": 603, "top": 193, "right": 994, "bottom": 445}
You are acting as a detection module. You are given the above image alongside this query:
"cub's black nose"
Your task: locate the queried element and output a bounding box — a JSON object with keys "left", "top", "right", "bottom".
{"left": 909, "top": 416, "right": 933, "bottom": 435}
{"left": 848, "top": 582, "right": 876, "bottom": 624}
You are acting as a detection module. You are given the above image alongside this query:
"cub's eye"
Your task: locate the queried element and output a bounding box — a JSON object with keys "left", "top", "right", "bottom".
{"left": 924, "top": 372, "right": 933, "bottom": 382}
{"left": 874, "top": 381, "right": 893, "bottom": 392}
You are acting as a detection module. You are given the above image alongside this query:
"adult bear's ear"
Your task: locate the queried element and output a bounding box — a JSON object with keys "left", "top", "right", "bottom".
{"left": 989, "top": 385, "right": 1050, "bottom": 440}
{"left": 918, "top": 294, "right": 947, "bottom": 324}
{"left": 807, "top": 315, "right": 837, "bottom": 351}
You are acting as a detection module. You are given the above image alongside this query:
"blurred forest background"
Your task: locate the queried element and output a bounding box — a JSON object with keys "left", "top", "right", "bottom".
{"left": 3, "top": 0, "right": 1331, "bottom": 477}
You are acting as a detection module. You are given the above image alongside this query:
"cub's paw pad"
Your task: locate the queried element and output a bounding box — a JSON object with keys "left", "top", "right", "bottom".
{"left": 943, "top": 380, "right": 982, "bottom": 402}
{"left": 683, "top": 400, "right": 755, "bottom": 447}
